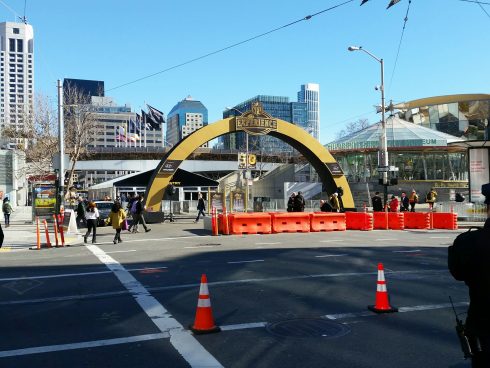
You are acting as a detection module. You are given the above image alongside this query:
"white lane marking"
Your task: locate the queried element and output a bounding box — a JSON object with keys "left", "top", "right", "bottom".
{"left": 393, "top": 250, "right": 421, "bottom": 253}
{"left": 320, "top": 240, "right": 341, "bottom": 243}
{"left": 184, "top": 246, "right": 215, "bottom": 249}
{"left": 105, "top": 250, "right": 137, "bottom": 254}
{"left": 0, "top": 269, "right": 448, "bottom": 307}
{"left": 227, "top": 260, "right": 264, "bottom": 264}
{"left": 0, "top": 266, "right": 168, "bottom": 282}
{"left": 429, "top": 236, "right": 451, "bottom": 239}
{"left": 0, "top": 333, "right": 168, "bottom": 358}
{"left": 220, "top": 322, "right": 267, "bottom": 331}
{"left": 315, "top": 254, "right": 348, "bottom": 258}
{"left": 86, "top": 244, "right": 223, "bottom": 368}
{"left": 376, "top": 238, "right": 398, "bottom": 241}
{"left": 325, "top": 301, "right": 469, "bottom": 320}
{"left": 255, "top": 242, "right": 280, "bottom": 245}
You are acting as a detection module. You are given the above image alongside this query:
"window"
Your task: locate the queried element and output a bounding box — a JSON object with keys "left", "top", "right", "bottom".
{"left": 9, "top": 39, "right": 15, "bottom": 52}
{"left": 13, "top": 28, "right": 19, "bottom": 34}
{"left": 17, "top": 40, "right": 23, "bottom": 53}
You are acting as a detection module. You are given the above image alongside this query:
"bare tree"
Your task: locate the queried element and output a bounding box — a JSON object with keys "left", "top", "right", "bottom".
{"left": 336, "top": 118, "right": 370, "bottom": 139}
{"left": 1, "top": 93, "right": 58, "bottom": 179}
{"left": 63, "top": 82, "right": 98, "bottom": 188}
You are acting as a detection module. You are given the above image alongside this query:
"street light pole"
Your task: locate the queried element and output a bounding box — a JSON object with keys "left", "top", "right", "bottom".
{"left": 348, "top": 46, "right": 389, "bottom": 205}
{"left": 57, "top": 79, "right": 64, "bottom": 212}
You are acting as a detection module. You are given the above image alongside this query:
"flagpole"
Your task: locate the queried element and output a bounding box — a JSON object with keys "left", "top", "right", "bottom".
{"left": 125, "top": 120, "right": 128, "bottom": 148}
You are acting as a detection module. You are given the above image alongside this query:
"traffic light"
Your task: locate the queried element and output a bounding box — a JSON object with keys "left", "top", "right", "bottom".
{"left": 166, "top": 184, "right": 176, "bottom": 196}
{"left": 238, "top": 152, "right": 247, "bottom": 169}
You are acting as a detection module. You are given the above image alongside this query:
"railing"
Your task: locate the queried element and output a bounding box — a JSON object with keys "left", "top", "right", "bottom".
{"left": 436, "top": 202, "right": 487, "bottom": 222}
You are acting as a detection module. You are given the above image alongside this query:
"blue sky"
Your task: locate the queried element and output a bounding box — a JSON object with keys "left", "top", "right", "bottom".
{"left": 2, "top": 0, "right": 490, "bottom": 143}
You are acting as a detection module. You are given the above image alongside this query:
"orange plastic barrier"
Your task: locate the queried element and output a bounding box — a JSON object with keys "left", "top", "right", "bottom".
{"left": 403, "top": 212, "right": 430, "bottom": 230}
{"left": 431, "top": 212, "right": 458, "bottom": 230}
{"left": 211, "top": 208, "right": 218, "bottom": 236}
{"left": 373, "top": 212, "right": 389, "bottom": 230}
{"left": 345, "top": 212, "right": 374, "bottom": 231}
{"left": 309, "top": 213, "right": 346, "bottom": 232}
{"left": 271, "top": 212, "right": 310, "bottom": 233}
{"left": 388, "top": 212, "right": 405, "bottom": 230}
{"left": 228, "top": 213, "right": 272, "bottom": 235}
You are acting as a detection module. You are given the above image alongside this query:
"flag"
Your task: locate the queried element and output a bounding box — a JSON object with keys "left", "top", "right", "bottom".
{"left": 115, "top": 125, "right": 127, "bottom": 141}
{"left": 129, "top": 118, "right": 141, "bottom": 136}
{"left": 142, "top": 110, "right": 157, "bottom": 130}
{"left": 387, "top": 0, "right": 401, "bottom": 9}
{"left": 147, "top": 104, "right": 165, "bottom": 125}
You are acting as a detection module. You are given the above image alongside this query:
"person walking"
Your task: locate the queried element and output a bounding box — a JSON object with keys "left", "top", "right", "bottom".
{"left": 426, "top": 187, "right": 438, "bottom": 210}
{"left": 194, "top": 193, "right": 206, "bottom": 223}
{"left": 294, "top": 191, "right": 305, "bottom": 212}
{"left": 372, "top": 191, "right": 383, "bottom": 212}
{"left": 400, "top": 191, "right": 409, "bottom": 212}
{"left": 448, "top": 183, "right": 490, "bottom": 367}
{"left": 83, "top": 202, "right": 99, "bottom": 244}
{"left": 409, "top": 189, "right": 419, "bottom": 212}
{"left": 132, "top": 195, "right": 151, "bottom": 233}
{"left": 76, "top": 197, "right": 87, "bottom": 228}
{"left": 127, "top": 194, "right": 139, "bottom": 232}
{"left": 330, "top": 192, "right": 340, "bottom": 212}
{"left": 389, "top": 195, "right": 399, "bottom": 212}
{"left": 287, "top": 193, "right": 296, "bottom": 212}
{"left": 108, "top": 201, "right": 127, "bottom": 244}
{"left": 2, "top": 197, "right": 14, "bottom": 227}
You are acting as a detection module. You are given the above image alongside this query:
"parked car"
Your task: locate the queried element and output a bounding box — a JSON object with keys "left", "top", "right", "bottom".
{"left": 93, "top": 201, "right": 113, "bottom": 226}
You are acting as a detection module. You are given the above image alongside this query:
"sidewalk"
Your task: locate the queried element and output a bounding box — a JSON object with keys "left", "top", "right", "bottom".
{"left": 1, "top": 206, "right": 81, "bottom": 252}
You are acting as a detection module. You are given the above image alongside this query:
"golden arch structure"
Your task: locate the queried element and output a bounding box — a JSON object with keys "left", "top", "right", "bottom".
{"left": 145, "top": 105, "right": 355, "bottom": 212}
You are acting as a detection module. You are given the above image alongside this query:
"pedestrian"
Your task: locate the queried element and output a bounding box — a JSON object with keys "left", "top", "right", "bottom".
{"left": 0, "top": 222, "right": 4, "bottom": 248}
{"left": 294, "top": 191, "right": 305, "bottom": 212}
{"left": 389, "top": 195, "right": 399, "bottom": 212}
{"left": 76, "top": 197, "right": 87, "bottom": 228}
{"left": 330, "top": 192, "right": 340, "bottom": 212}
{"left": 2, "top": 197, "right": 13, "bottom": 227}
{"left": 194, "top": 192, "right": 206, "bottom": 223}
{"left": 320, "top": 199, "right": 333, "bottom": 212}
{"left": 132, "top": 195, "right": 151, "bottom": 233}
{"left": 108, "top": 201, "right": 127, "bottom": 244}
{"left": 409, "top": 189, "right": 419, "bottom": 212}
{"left": 400, "top": 191, "right": 409, "bottom": 212}
{"left": 83, "top": 201, "right": 99, "bottom": 244}
{"left": 426, "top": 187, "right": 438, "bottom": 210}
{"left": 287, "top": 192, "right": 295, "bottom": 212}
{"left": 372, "top": 191, "right": 383, "bottom": 212}
{"left": 448, "top": 183, "right": 490, "bottom": 367}
{"left": 127, "top": 194, "right": 138, "bottom": 232}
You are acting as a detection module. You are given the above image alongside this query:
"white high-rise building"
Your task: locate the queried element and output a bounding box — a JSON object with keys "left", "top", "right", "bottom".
{"left": 0, "top": 22, "right": 34, "bottom": 148}
{"left": 297, "top": 83, "right": 320, "bottom": 140}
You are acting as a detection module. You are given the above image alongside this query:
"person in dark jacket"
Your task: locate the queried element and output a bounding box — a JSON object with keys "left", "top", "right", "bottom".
{"left": 194, "top": 192, "right": 206, "bottom": 223}
{"left": 132, "top": 195, "right": 151, "bottom": 233}
{"left": 293, "top": 191, "right": 305, "bottom": 212}
{"left": 287, "top": 193, "right": 296, "bottom": 212}
{"left": 371, "top": 192, "right": 383, "bottom": 212}
{"left": 76, "top": 197, "right": 86, "bottom": 228}
{"left": 448, "top": 183, "right": 490, "bottom": 367}
{"left": 400, "top": 191, "right": 409, "bottom": 212}
{"left": 320, "top": 200, "right": 333, "bottom": 212}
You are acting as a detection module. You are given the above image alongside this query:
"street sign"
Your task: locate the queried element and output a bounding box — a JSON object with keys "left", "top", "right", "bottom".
{"left": 377, "top": 166, "right": 389, "bottom": 172}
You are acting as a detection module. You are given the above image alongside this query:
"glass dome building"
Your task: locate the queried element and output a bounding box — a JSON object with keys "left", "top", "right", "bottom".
{"left": 326, "top": 115, "right": 466, "bottom": 182}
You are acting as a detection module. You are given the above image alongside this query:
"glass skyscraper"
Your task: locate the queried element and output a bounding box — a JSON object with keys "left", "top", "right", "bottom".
{"left": 166, "top": 96, "right": 208, "bottom": 147}
{"left": 297, "top": 83, "right": 320, "bottom": 140}
{"left": 222, "top": 95, "right": 307, "bottom": 153}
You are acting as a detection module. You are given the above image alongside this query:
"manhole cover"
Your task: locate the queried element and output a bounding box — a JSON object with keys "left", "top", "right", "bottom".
{"left": 266, "top": 318, "right": 350, "bottom": 339}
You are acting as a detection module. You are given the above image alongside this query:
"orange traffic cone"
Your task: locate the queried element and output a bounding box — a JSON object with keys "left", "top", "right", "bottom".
{"left": 190, "top": 274, "right": 220, "bottom": 334}
{"left": 368, "top": 263, "right": 398, "bottom": 313}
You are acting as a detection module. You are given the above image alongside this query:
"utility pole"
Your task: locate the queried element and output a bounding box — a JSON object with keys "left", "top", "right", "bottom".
{"left": 57, "top": 79, "right": 64, "bottom": 211}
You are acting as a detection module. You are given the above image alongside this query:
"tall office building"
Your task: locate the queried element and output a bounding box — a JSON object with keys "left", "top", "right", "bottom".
{"left": 166, "top": 96, "right": 208, "bottom": 147}
{"left": 0, "top": 22, "right": 34, "bottom": 148}
{"left": 297, "top": 83, "right": 320, "bottom": 140}
{"left": 222, "top": 95, "right": 307, "bottom": 153}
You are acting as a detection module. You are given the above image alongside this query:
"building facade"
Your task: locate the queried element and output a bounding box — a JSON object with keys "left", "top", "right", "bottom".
{"left": 166, "top": 96, "right": 208, "bottom": 147}
{"left": 394, "top": 94, "right": 490, "bottom": 140}
{"left": 0, "top": 21, "right": 34, "bottom": 149}
{"left": 297, "top": 83, "right": 320, "bottom": 140}
{"left": 222, "top": 95, "right": 307, "bottom": 153}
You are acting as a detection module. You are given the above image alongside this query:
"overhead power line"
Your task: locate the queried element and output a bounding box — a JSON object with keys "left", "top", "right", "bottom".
{"left": 458, "top": 0, "right": 490, "bottom": 5}
{"left": 107, "top": 0, "right": 355, "bottom": 92}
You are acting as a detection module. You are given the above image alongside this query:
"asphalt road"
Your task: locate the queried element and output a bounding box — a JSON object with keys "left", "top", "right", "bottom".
{"left": 0, "top": 222, "right": 472, "bottom": 367}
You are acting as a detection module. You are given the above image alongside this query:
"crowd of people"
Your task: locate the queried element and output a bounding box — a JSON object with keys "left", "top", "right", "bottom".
{"left": 76, "top": 193, "right": 151, "bottom": 245}
{"left": 371, "top": 188, "right": 438, "bottom": 213}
